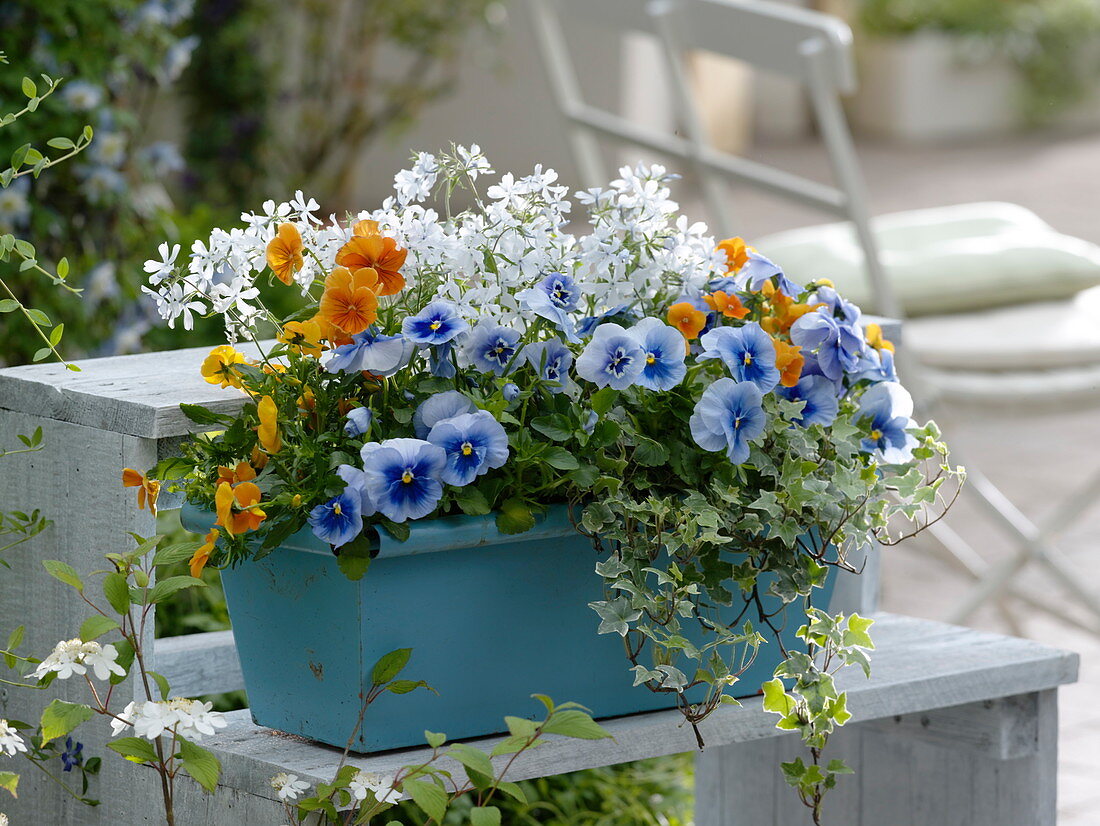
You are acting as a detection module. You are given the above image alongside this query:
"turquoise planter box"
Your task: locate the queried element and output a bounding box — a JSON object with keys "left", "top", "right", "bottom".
{"left": 181, "top": 504, "right": 836, "bottom": 752}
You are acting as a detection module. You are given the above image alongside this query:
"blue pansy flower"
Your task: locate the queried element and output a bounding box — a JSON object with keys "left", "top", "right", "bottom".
{"left": 61, "top": 738, "right": 83, "bottom": 772}
{"left": 857, "top": 382, "right": 917, "bottom": 463}
{"left": 740, "top": 250, "right": 802, "bottom": 297}
{"left": 427, "top": 410, "right": 510, "bottom": 486}
{"left": 577, "top": 304, "right": 638, "bottom": 337}
{"left": 813, "top": 285, "right": 861, "bottom": 326}
{"left": 697, "top": 322, "right": 780, "bottom": 393}
{"left": 428, "top": 341, "right": 457, "bottom": 378}
{"left": 778, "top": 376, "right": 840, "bottom": 427}
{"left": 360, "top": 438, "right": 447, "bottom": 522}
{"left": 518, "top": 273, "right": 581, "bottom": 341}
{"left": 628, "top": 317, "right": 687, "bottom": 391}
{"left": 465, "top": 323, "right": 521, "bottom": 375}
{"left": 326, "top": 329, "right": 415, "bottom": 376}
{"left": 852, "top": 347, "right": 897, "bottom": 384}
{"left": 337, "top": 463, "right": 375, "bottom": 517}
{"left": 413, "top": 390, "right": 476, "bottom": 438}
{"left": 523, "top": 338, "right": 574, "bottom": 393}
{"left": 583, "top": 410, "right": 598, "bottom": 434}
{"left": 344, "top": 407, "right": 373, "bottom": 437}
{"left": 502, "top": 382, "right": 520, "bottom": 401}
{"left": 790, "top": 312, "right": 864, "bottom": 382}
{"left": 308, "top": 487, "right": 363, "bottom": 548}
{"left": 689, "top": 378, "right": 766, "bottom": 464}
{"left": 402, "top": 300, "right": 469, "bottom": 346}
{"left": 575, "top": 322, "right": 646, "bottom": 389}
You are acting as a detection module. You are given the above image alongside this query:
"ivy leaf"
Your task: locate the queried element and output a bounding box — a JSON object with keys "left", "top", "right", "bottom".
{"left": 179, "top": 737, "right": 221, "bottom": 793}
{"left": 842, "top": 614, "right": 875, "bottom": 650}
{"left": 633, "top": 436, "right": 669, "bottom": 467}
{"left": 39, "top": 699, "right": 93, "bottom": 745}
{"left": 589, "top": 597, "right": 641, "bottom": 636}
{"left": 761, "top": 678, "right": 794, "bottom": 717}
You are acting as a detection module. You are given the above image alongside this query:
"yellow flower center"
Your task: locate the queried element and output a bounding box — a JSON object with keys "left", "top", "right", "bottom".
{"left": 401, "top": 469, "right": 414, "bottom": 484}
{"left": 742, "top": 353, "right": 753, "bottom": 366}
{"left": 734, "top": 416, "right": 743, "bottom": 430}
{"left": 870, "top": 429, "right": 883, "bottom": 441}
{"left": 646, "top": 352, "right": 656, "bottom": 365}
{"left": 430, "top": 321, "right": 442, "bottom": 330}
{"left": 461, "top": 441, "right": 474, "bottom": 456}
{"left": 333, "top": 503, "right": 342, "bottom": 516}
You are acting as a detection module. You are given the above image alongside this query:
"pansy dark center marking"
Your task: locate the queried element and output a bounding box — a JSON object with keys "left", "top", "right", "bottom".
{"left": 607, "top": 347, "right": 632, "bottom": 375}
{"left": 646, "top": 351, "right": 657, "bottom": 365}
{"left": 461, "top": 441, "right": 474, "bottom": 456}
{"left": 333, "top": 502, "right": 343, "bottom": 516}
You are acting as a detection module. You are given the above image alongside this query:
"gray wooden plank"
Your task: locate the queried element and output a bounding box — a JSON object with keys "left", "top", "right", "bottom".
{"left": 155, "top": 630, "right": 244, "bottom": 697}
{"left": 191, "top": 613, "right": 1076, "bottom": 806}
{"left": 0, "top": 342, "right": 265, "bottom": 439}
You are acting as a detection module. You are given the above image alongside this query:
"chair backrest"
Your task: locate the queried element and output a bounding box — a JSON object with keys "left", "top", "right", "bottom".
{"left": 527, "top": 0, "right": 902, "bottom": 318}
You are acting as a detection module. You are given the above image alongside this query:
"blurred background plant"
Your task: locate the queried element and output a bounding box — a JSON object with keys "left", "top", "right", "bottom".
{"left": 856, "top": 0, "right": 1100, "bottom": 123}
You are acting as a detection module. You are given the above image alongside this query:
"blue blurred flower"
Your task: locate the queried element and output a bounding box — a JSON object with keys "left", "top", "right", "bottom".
{"left": 427, "top": 410, "right": 510, "bottom": 486}
{"left": 413, "top": 391, "right": 476, "bottom": 438}
{"left": 789, "top": 312, "right": 864, "bottom": 382}
{"left": 857, "top": 382, "right": 916, "bottom": 463}
{"left": 360, "top": 438, "right": 447, "bottom": 522}
{"left": 852, "top": 347, "right": 897, "bottom": 384}
{"left": 402, "top": 300, "right": 469, "bottom": 346}
{"left": 812, "top": 285, "right": 861, "bottom": 326}
{"left": 575, "top": 322, "right": 646, "bottom": 390}
{"left": 61, "top": 81, "right": 103, "bottom": 112}
{"left": 583, "top": 411, "right": 599, "bottom": 434}
{"left": 344, "top": 407, "right": 374, "bottom": 437}
{"left": 697, "top": 322, "right": 780, "bottom": 392}
{"left": 523, "top": 338, "right": 573, "bottom": 393}
{"left": 502, "top": 383, "right": 521, "bottom": 402}
{"left": 326, "top": 329, "right": 414, "bottom": 377}
{"left": 61, "top": 737, "right": 83, "bottom": 772}
{"left": 577, "top": 304, "right": 637, "bottom": 337}
{"left": 308, "top": 488, "right": 363, "bottom": 548}
{"left": 518, "top": 273, "right": 582, "bottom": 341}
{"left": 428, "top": 342, "right": 457, "bottom": 378}
{"left": 778, "top": 376, "right": 839, "bottom": 427}
{"left": 689, "top": 378, "right": 765, "bottom": 464}
{"left": 630, "top": 318, "right": 687, "bottom": 391}
{"left": 465, "top": 323, "right": 521, "bottom": 375}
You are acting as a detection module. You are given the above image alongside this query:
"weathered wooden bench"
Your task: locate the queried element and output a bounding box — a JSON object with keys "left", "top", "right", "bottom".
{"left": 0, "top": 338, "right": 1079, "bottom": 825}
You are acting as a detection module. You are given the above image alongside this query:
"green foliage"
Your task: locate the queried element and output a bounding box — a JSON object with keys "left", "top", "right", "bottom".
{"left": 856, "top": 0, "right": 1100, "bottom": 122}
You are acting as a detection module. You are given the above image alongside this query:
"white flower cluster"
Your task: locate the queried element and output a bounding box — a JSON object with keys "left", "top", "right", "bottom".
{"left": 270, "top": 771, "right": 311, "bottom": 802}
{"left": 348, "top": 769, "right": 402, "bottom": 805}
{"left": 110, "top": 698, "right": 227, "bottom": 742}
{"left": 0, "top": 719, "right": 27, "bottom": 757}
{"left": 0, "top": 811, "right": 8, "bottom": 826}
{"left": 32, "top": 639, "right": 126, "bottom": 682}
{"left": 141, "top": 147, "right": 725, "bottom": 339}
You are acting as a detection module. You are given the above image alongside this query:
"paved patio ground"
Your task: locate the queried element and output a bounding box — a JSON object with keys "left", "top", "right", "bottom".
{"left": 734, "top": 130, "right": 1100, "bottom": 823}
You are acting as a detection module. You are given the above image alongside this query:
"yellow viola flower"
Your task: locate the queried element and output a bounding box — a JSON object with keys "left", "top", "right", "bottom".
{"left": 217, "top": 461, "right": 257, "bottom": 487}
{"left": 704, "top": 290, "right": 749, "bottom": 319}
{"left": 716, "top": 237, "right": 750, "bottom": 272}
{"left": 257, "top": 395, "right": 282, "bottom": 454}
{"left": 277, "top": 319, "right": 324, "bottom": 358}
{"left": 865, "top": 322, "right": 895, "bottom": 353}
{"left": 189, "top": 528, "right": 219, "bottom": 579}
{"left": 201, "top": 345, "right": 247, "bottom": 389}
{"left": 215, "top": 481, "right": 266, "bottom": 538}
{"left": 667, "top": 302, "right": 707, "bottom": 340}
{"left": 266, "top": 222, "right": 304, "bottom": 286}
{"left": 122, "top": 468, "right": 161, "bottom": 515}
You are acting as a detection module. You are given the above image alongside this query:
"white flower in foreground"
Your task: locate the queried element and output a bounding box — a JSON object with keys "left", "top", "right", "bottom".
{"left": 33, "top": 639, "right": 124, "bottom": 681}
{"left": 0, "top": 719, "right": 27, "bottom": 757}
{"left": 349, "top": 770, "right": 403, "bottom": 805}
{"left": 110, "top": 698, "right": 227, "bottom": 742}
{"left": 0, "top": 810, "right": 9, "bottom": 826}
{"left": 143, "top": 242, "right": 180, "bottom": 284}
{"left": 271, "top": 772, "right": 310, "bottom": 802}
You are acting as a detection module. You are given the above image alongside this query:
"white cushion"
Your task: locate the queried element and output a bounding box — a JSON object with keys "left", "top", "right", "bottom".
{"left": 755, "top": 202, "right": 1100, "bottom": 317}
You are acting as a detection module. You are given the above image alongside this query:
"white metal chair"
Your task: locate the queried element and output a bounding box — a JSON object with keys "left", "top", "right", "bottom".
{"left": 527, "top": 0, "right": 1100, "bottom": 635}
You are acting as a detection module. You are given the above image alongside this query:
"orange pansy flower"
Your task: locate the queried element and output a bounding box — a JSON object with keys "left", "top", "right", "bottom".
{"left": 216, "top": 461, "right": 257, "bottom": 487}
{"left": 760, "top": 283, "right": 823, "bottom": 336}
{"left": 704, "top": 290, "right": 749, "bottom": 319}
{"left": 667, "top": 302, "right": 708, "bottom": 340}
{"left": 214, "top": 481, "right": 265, "bottom": 537}
{"left": 122, "top": 468, "right": 161, "bottom": 515}
{"left": 189, "top": 528, "right": 219, "bottom": 579}
{"left": 266, "top": 223, "right": 304, "bottom": 286}
{"left": 865, "top": 322, "right": 895, "bottom": 353}
{"left": 257, "top": 395, "right": 282, "bottom": 454}
{"left": 319, "top": 266, "right": 379, "bottom": 335}
{"left": 772, "top": 338, "right": 805, "bottom": 388}
{"left": 277, "top": 319, "right": 323, "bottom": 358}
{"left": 716, "top": 237, "right": 750, "bottom": 272}
{"left": 335, "top": 220, "right": 407, "bottom": 296}
{"left": 201, "top": 345, "right": 247, "bottom": 389}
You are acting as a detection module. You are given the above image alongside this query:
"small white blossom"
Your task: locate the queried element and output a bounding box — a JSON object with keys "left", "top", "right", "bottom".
{"left": 0, "top": 811, "right": 8, "bottom": 826}
{"left": 0, "top": 719, "right": 28, "bottom": 757}
{"left": 289, "top": 190, "right": 320, "bottom": 224}
{"left": 271, "top": 772, "right": 310, "bottom": 802}
{"left": 111, "top": 698, "right": 227, "bottom": 742}
{"left": 348, "top": 770, "right": 403, "bottom": 804}
{"left": 143, "top": 242, "right": 181, "bottom": 285}
{"left": 61, "top": 80, "right": 103, "bottom": 112}
{"left": 394, "top": 152, "right": 439, "bottom": 205}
